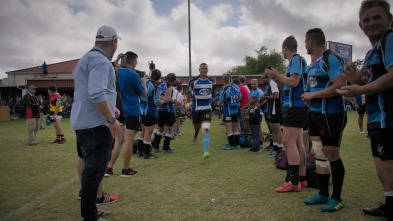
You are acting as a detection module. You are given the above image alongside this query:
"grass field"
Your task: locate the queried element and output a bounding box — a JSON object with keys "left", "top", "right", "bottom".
{"left": 0, "top": 111, "right": 386, "bottom": 221}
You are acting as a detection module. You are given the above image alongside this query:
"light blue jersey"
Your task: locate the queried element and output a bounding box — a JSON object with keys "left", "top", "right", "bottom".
{"left": 308, "top": 50, "right": 345, "bottom": 114}
{"left": 363, "top": 31, "right": 393, "bottom": 129}
{"left": 141, "top": 80, "right": 160, "bottom": 118}
{"left": 283, "top": 54, "right": 308, "bottom": 107}
{"left": 157, "top": 82, "right": 175, "bottom": 113}
{"left": 220, "top": 84, "right": 240, "bottom": 116}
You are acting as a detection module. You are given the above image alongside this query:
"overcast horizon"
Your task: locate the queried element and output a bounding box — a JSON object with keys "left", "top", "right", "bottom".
{"left": 1, "top": 0, "right": 390, "bottom": 81}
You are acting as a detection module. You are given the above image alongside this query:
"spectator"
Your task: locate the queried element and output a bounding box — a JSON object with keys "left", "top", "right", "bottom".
{"left": 71, "top": 25, "right": 123, "bottom": 221}
{"left": 22, "top": 85, "right": 41, "bottom": 145}
{"left": 42, "top": 61, "right": 48, "bottom": 78}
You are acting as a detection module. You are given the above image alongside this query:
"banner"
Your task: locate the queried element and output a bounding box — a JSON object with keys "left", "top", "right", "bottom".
{"left": 327, "top": 41, "right": 352, "bottom": 65}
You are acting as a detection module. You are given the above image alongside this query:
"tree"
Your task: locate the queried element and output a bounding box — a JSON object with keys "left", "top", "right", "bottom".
{"left": 227, "top": 46, "right": 286, "bottom": 76}
{"left": 353, "top": 59, "right": 364, "bottom": 70}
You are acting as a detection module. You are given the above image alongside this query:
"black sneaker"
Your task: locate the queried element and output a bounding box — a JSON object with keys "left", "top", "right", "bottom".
{"left": 363, "top": 204, "right": 387, "bottom": 217}
{"left": 144, "top": 153, "right": 159, "bottom": 159}
{"left": 78, "top": 189, "right": 81, "bottom": 200}
{"left": 136, "top": 151, "right": 144, "bottom": 157}
{"left": 250, "top": 149, "right": 261, "bottom": 153}
{"left": 120, "top": 168, "right": 138, "bottom": 177}
{"left": 248, "top": 148, "right": 253, "bottom": 152}
{"left": 51, "top": 139, "right": 60, "bottom": 144}
{"left": 154, "top": 148, "right": 161, "bottom": 153}
{"left": 104, "top": 168, "right": 113, "bottom": 177}
{"left": 58, "top": 139, "right": 66, "bottom": 144}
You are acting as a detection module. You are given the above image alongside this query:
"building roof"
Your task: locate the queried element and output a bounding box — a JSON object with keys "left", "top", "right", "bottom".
{"left": 27, "top": 79, "right": 74, "bottom": 89}
{"left": 8, "top": 59, "right": 79, "bottom": 73}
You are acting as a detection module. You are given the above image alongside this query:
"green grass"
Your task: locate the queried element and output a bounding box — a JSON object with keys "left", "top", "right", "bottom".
{"left": 0, "top": 111, "right": 386, "bottom": 220}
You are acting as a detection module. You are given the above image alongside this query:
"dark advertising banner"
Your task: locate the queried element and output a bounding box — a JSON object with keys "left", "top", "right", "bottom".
{"left": 327, "top": 41, "right": 353, "bottom": 65}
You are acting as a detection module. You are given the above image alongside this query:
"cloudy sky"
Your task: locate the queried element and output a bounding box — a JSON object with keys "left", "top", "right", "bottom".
{"left": 0, "top": 0, "right": 388, "bottom": 80}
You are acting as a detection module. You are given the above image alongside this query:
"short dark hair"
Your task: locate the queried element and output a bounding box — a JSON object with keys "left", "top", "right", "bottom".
{"left": 306, "top": 28, "right": 326, "bottom": 47}
{"left": 282, "top": 35, "right": 297, "bottom": 52}
{"left": 223, "top": 74, "right": 231, "bottom": 83}
{"left": 239, "top": 75, "right": 246, "bottom": 83}
{"left": 359, "top": 0, "right": 391, "bottom": 18}
{"left": 200, "top": 63, "right": 207, "bottom": 67}
{"left": 233, "top": 79, "right": 240, "bottom": 85}
{"left": 125, "top": 51, "right": 138, "bottom": 65}
{"left": 166, "top": 73, "right": 177, "bottom": 83}
{"left": 177, "top": 84, "right": 183, "bottom": 90}
{"left": 48, "top": 85, "right": 57, "bottom": 92}
{"left": 150, "top": 69, "right": 161, "bottom": 81}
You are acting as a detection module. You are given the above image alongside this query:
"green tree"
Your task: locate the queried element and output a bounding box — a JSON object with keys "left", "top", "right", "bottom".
{"left": 227, "top": 46, "right": 286, "bottom": 76}
{"left": 353, "top": 58, "right": 364, "bottom": 70}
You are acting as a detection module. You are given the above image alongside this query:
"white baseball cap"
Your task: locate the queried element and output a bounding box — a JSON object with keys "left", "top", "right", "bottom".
{"left": 96, "top": 25, "right": 122, "bottom": 41}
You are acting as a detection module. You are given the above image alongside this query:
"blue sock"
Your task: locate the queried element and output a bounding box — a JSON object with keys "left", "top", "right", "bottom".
{"left": 203, "top": 133, "right": 209, "bottom": 153}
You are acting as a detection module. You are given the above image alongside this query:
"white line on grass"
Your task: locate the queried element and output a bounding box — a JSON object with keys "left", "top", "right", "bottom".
{"left": 0, "top": 177, "right": 77, "bottom": 221}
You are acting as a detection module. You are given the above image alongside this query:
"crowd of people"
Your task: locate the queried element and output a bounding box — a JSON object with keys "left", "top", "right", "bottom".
{"left": 16, "top": 0, "right": 391, "bottom": 220}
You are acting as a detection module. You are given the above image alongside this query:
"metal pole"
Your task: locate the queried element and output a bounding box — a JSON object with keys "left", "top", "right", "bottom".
{"left": 188, "top": 0, "right": 192, "bottom": 79}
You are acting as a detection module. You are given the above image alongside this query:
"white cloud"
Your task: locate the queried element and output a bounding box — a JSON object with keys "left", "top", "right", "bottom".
{"left": 0, "top": 0, "right": 382, "bottom": 81}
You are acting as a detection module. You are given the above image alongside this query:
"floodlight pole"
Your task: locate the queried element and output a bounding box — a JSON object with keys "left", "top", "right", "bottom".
{"left": 188, "top": 0, "right": 192, "bottom": 79}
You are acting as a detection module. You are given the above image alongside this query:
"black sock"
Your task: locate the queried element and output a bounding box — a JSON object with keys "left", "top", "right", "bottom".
{"left": 386, "top": 196, "right": 393, "bottom": 219}
{"left": 299, "top": 176, "right": 307, "bottom": 182}
{"left": 143, "top": 143, "right": 151, "bottom": 156}
{"left": 273, "top": 145, "right": 278, "bottom": 152}
{"left": 285, "top": 169, "right": 290, "bottom": 182}
{"left": 288, "top": 165, "right": 300, "bottom": 185}
{"left": 228, "top": 135, "right": 234, "bottom": 147}
{"left": 269, "top": 134, "right": 273, "bottom": 146}
{"left": 234, "top": 134, "right": 240, "bottom": 146}
{"left": 163, "top": 136, "right": 171, "bottom": 151}
{"left": 260, "top": 140, "right": 263, "bottom": 145}
{"left": 153, "top": 134, "right": 161, "bottom": 149}
{"left": 137, "top": 139, "right": 143, "bottom": 152}
{"left": 330, "top": 159, "right": 345, "bottom": 202}
{"left": 318, "top": 173, "right": 330, "bottom": 198}
{"left": 194, "top": 131, "right": 199, "bottom": 138}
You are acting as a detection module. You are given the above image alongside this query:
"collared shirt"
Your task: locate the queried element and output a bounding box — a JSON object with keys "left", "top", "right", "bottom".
{"left": 71, "top": 46, "right": 117, "bottom": 130}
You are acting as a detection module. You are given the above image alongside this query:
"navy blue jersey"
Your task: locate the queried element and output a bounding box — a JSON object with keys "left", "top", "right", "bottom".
{"left": 157, "top": 82, "right": 175, "bottom": 113}
{"left": 188, "top": 77, "right": 214, "bottom": 111}
{"left": 308, "top": 50, "right": 345, "bottom": 114}
{"left": 283, "top": 54, "right": 308, "bottom": 107}
{"left": 141, "top": 80, "right": 160, "bottom": 118}
{"left": 219, "top": 84, "right": 240, "bottom": 116}
{"left": 363, "top": 31, "right": 393, "bottom": 129}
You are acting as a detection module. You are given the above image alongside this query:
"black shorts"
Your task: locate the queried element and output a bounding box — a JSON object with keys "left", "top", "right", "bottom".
{"left": 267, "top": 114, "right": 283, "bottom": 124}
{"left": 158, "top": 111, "right": 176, "bottom": 127}
{"left": 141, "top": 114, "right": 157, "bottom": 127}
{"left": 303, "top": 107, "right": 310, "bottom": 131}
{"left": 283, "top": 106, "right": 307, "bottom": 128}
{"left": 223, "top": 113, "right": 240, "bottom": 122}
{"left": 357, "top": 105, "right": 366, "bottom": 115}
{"left": 369, "top": 128, "right": 393, "bottom": 160}
{"left": 126, "top": 116, "right": 142, "bottom": 131}
{"left": 192, "top": 110, "right": 212, "bottom": 124}
{"left": 309, "top": 112, "right": 347, "bottom": 147}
